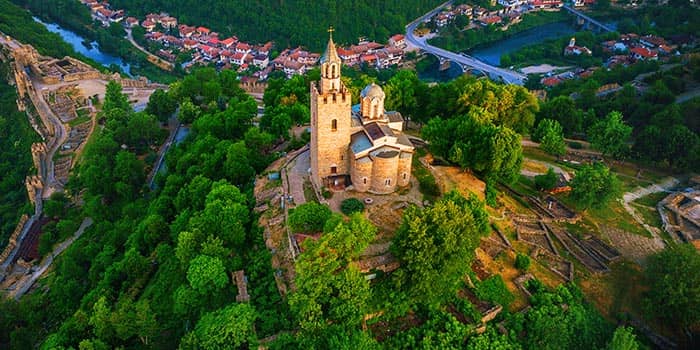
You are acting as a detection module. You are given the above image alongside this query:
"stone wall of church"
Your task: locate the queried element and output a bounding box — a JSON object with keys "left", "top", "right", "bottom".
{"left": 350, "top": 157, "right": 373, "bottom": 192}
{"left": 370, "top": 152, "right": 399, "bottom": 194}
{"left": 397, "top": 152, "right": 412, "bottom": 187}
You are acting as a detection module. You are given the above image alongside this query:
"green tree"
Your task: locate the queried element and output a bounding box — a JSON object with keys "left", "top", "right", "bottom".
{"left": 178, "top": 99, "right": 201, "bottom": 124}
{"left": 534, "top": 168, "right": 558, "bottom": 191}
{"left": 146, "top": 89, "right": 176, "bottom": 123}
{"left": 289, "top": 215, "right": 376, "bottom": 332}
{"left": 538, "top": 96, "right": 582, "bottom": 136}
{"left": 340, "top": 198, "right": 365, "bottom": 215}
{"left": 569, "top": 163, "right": 621, "bottom": 209}
{"left": 644, "top": 244, "right": 700, "bottom": 329}
{"left": 183, "top": 303, "right": 258, "bottom": 349}
{"left": 392, "top": 191, "right": 490, "bottom": 307}
{"left": 535, "top": 119, "right": 566, "bottom": 156}
{"left": 103, "top": 81, "right": 130, "bottom": 113}
{"left": 186, "top": 255, "right": 228, "bottom": 294}
{"left": 288, "top": 202, "right": 332, "bottom": 233}
{"left": 588, "top": 111, "right": 633, "bottom": 159}
{"left": 605, "top": 326, "right": 639, "bottom": 350}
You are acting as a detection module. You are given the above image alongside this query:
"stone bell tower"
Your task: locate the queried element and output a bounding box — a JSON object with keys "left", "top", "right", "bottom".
{"left": 310, "top": 28, "right": 352, "bottom": 189}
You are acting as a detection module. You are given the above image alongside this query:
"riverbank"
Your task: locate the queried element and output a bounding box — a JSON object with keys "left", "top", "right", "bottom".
{"left": 428, "top": 10, "right": 569, "bottom": 56}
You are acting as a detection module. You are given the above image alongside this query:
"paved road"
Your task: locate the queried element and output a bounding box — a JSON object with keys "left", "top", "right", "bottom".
{"left": 9, "top": 217, "right": 93, "bottom": 300}
{"left": 125, "top": 29, "right": 174, "bottom": 70}
{"left": 26, "top": 77, "right": 68, "bottom": 197}
{"left": 405, "top": 1, "right": 527, "bottom": 85}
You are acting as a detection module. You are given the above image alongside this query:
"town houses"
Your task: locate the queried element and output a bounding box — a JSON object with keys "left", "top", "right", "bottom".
{"left": 427, "top": 0, "right": 569, "bottom": 31}
{"left": 77, "top": 0, "right": 409, "bottom": 80}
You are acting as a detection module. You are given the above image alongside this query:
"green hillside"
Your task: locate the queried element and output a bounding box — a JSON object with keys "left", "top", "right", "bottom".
{"left": 107, "top": 0, "right": 442, "bottom": 50}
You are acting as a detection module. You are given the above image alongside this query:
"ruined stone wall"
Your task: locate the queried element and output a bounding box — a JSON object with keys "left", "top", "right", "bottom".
{"left": 240, "top": 79, "right": 267, "bottom": 94}
{"left": 0, "top": 215, "right": 29, "bottom": 266}
{"left": 370, "top": 152, "right": 399, "bottom": 194}
{"left": 397, "top": 152, "right": 412, "bottom": 188}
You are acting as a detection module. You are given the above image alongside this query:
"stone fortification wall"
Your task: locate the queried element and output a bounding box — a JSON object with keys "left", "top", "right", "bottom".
{"left": 0, "top": 215, "right": 29, "bottom": 267}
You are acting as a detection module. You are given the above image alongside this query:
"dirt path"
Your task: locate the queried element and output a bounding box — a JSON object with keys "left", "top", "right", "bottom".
{"left": 9, "top": 217, "right": 92, "bottom": 300}
{"left": 621, "top": 177, "right": 679, "bottom": 241}
{"left": 520, "top": 158, "right": 571, "bottom": 181}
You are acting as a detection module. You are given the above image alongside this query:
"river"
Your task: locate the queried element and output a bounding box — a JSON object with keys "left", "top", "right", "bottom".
{"left": 32, "top": 17, "right": 132, "bottom": 76}
{"left": 469, "top": 21, "right": 577, "bottom": 66}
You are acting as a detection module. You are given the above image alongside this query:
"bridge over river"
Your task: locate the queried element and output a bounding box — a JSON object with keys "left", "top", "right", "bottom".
{"left": 406, "top": 1, "right": 613, "bottom": 85}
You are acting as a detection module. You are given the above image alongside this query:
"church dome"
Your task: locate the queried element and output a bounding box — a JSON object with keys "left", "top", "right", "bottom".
{"left": 361, "top": 83, "right": 385, "bottom": 99}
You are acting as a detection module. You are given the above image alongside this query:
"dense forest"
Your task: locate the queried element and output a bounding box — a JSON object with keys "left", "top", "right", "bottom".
{"left": 0, "top": 64, "right": 38, "bottom": 250}
{"left": 0, "top": 0, "right": 86, "bottom": 60}
{"left": 103, "top": 0, "right": 443, "bottom": 51}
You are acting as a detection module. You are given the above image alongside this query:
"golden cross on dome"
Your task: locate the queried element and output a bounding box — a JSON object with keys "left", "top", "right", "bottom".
{"left": 327, "top": 26, "right": 335, "bottom": 40}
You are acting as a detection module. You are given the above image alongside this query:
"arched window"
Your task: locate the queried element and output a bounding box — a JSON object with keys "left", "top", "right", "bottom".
{"left": 331, "top": 119, "right": 337, "bottom": 131}
{"left": 385, "top": 178, "right": 391, "bottom": 186}
{"left": 363, "top": 178, "right": 367, "bottom": 184}
{"left": 403, "top": 173, "right": 407, "bottom": 180}
{"left": 325, "top": 65, "right": 329, "bottom": 77}
{"left": 331, "top": 64, "right": 336, "bottom": 77}
{"left": 373, "top": 104, "right": 378, "bottom": 119}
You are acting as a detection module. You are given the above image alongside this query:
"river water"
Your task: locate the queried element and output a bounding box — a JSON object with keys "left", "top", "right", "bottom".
{"left": 32, "top": 17, "right": 132, "bottom": 76}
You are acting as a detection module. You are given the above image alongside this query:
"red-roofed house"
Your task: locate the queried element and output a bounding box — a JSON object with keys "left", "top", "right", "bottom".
{"left": 221, "top": 37, "right": 237, "bottom": 48}
{"left": 160, "top": 16, "right": 178, "bottom": 29}
{"left": 96, "top": 8, "right": 113, "bottom": 21}
{"left": 389, "top": 34, "right": 406, "bottom": 48}
{"left": 231, "top": 52, "right": 247, "bottom": 66}
{"left": 141, "top": 19, "right": 156, "bottom": 32}
{"left": 235, "top": 42, "right": 251, "bottom": 54}
{"left": 531, "top": 0, "right": 563, "bottom": 9}
{"left": 253, "top": 54, "right": 269, "bottom": 68}
{"left": 479, "top": 16, "right": 502, "bottom": 26}
{"left": 208, "top": 38, "right": 221, "bottom": 47}
{"left": 197, "top": 26, "right": 210, "bottom": 35}
{"left": 541, "top": 76, "right": 563, "bottom": 87}
{"left": 124, "top": 17, "right": 139, "bottom": 28}
{"left": 145, "top": 13, "right": 161, "bottom": 23}
{"left": 630, "top": 47, "right": 658, "bottom": 60}
{"left": 179, "top": 25, "right": 196, "bottom": 38}
{"left": 183, "top": 39, "right": 198, "bottom": 50}
{"left": 338, "top": 47, "right": 360, "bottom": 65}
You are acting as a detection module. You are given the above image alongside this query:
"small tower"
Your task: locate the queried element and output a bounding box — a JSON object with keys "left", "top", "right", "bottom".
{"left": 568, "top": 37, "right": 576, "bottom": 47}
{"left": 360, "top": 83, "right": 386, "bottom": 121}
{"left": 310, "top": 27, "right": 352, "bottom": 190}
{"left": 319, "top": 27, "right": 342, "bottom": 94}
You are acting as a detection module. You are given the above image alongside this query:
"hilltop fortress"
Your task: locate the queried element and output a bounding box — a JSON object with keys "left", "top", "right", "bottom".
{"left": 310, "top": 33, "right": 414, "bottom": 194}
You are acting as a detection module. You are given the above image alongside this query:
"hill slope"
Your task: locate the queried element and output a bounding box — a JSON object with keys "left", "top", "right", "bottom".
{"left": 108, "top": 0, "right": 442, "bottom": 51}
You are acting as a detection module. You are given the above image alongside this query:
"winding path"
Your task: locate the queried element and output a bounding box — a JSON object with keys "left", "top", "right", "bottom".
{"left": 9, "top": 217, "right": 92, "bottom": 300}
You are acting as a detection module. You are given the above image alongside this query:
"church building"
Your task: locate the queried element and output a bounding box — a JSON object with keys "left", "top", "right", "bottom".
{"left": 310, "top": 31, "right": 414, "bottom": 194}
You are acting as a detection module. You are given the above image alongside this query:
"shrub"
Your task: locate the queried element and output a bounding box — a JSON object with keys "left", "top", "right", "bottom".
{"left": 569, "top": 141, "right": 583, "bottom": 149}
{"left": 485, "top": 181, "right": 498, "bottom": 207}
{"left": 534, "top": 168, "right": 558, "bottom": 191}
{"left": 288, "top": 202, "right": 332, "bottom": 233}
{"left": 475, "top": 275, "right": 514, "bottom": 307}
{"left": 515, "top": 253, "right": 531, "bottom": 271}
{"left": 322, "top": 188, "right": 333, "bottom": 199}
{"left": 340, "top": 198, "right": 365, "bottom": 215}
